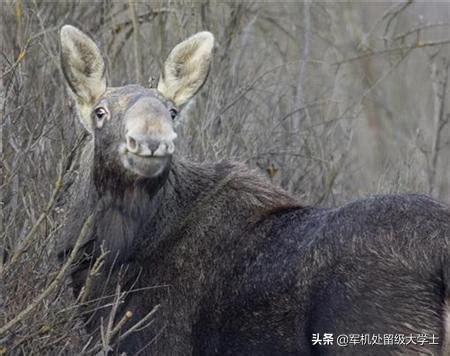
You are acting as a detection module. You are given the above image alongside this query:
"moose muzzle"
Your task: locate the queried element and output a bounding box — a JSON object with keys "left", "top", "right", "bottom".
{"left": 119, "top": 97, "right": 176, "bottom": 177}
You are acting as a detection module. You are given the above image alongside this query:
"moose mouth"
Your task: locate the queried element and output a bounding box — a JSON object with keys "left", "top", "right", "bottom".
{"left": 119, "top": 145, "right": 171, "bottom": 178}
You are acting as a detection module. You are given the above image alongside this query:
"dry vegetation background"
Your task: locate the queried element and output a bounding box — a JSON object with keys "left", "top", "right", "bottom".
{"left": 1, "top": 0, "right": 450, "bottom": 354}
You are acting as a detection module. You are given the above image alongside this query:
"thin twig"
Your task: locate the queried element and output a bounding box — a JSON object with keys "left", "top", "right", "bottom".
{"left": 332, "top": 38, "right": 450, "bottom": 66}
{"left": 128, "top": 0, "right": 144, "bottom": 85}
{"left": 119, "top": 304, "right": 160, "bottom": 341}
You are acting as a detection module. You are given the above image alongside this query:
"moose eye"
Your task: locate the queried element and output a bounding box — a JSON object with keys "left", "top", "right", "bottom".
{"left": 94, "top": 107, "right": 108, "bottom": 128}
{"left": 95, "top": 107, "right": 107, "bottom": 120}
{"left": 169, "top": 108, "right": 178, "bottom": 120}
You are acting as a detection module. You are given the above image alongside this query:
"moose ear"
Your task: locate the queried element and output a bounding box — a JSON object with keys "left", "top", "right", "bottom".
{"left": 157, "top": 32, "right": 214, "bottom": 106}
{"left": 60, "top": 25, "right": 106, "bottom": 131}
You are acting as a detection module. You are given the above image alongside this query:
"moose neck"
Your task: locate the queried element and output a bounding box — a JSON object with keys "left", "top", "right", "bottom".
{"left": 91, "top": 154, "right": 299, "bottom": 272}
{"left": 90, "top": 156, "right": 235, "bottom": 263}
{"left": 139, "top": 158, "right": 239, "bottom": 248}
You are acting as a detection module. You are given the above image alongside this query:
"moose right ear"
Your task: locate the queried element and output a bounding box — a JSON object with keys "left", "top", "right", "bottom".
{"left": 60, "top": 25, "right": 106, "bottom": 131}
{"left": 157, "top": 31, "right": 214, "bottom": 107}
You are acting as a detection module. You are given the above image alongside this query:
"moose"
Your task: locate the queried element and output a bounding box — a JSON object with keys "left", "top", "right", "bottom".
{"left": 58, "top": 25, "right": 450, "bottom": 355}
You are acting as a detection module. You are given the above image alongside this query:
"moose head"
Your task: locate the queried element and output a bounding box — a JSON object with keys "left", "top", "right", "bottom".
{"left": 60, "top": 25, "right": 214, "bottom": 187}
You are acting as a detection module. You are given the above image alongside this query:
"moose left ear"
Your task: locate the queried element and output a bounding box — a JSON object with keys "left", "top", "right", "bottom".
{"left": 60, "top": 25, "right": 106, "bottom": 131}
{"left": 157, "top": 32, "right": 214, "bottom": 107}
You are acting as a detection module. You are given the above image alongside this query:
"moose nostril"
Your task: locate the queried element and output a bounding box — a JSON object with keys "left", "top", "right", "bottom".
{"left": 127, "top": 135, "right": 138, "bottom": 152}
